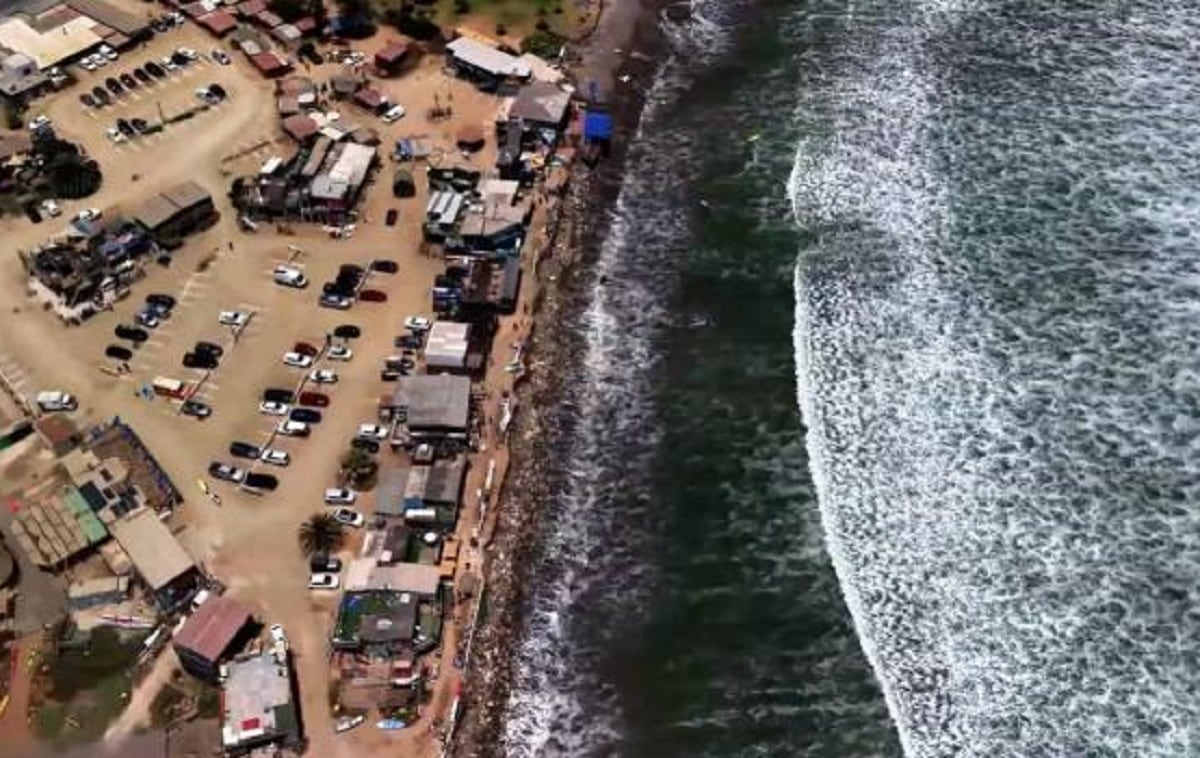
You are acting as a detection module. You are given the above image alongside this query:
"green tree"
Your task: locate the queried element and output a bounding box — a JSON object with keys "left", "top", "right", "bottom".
{"left": 45, "top": 153, "right": 101, "bottom": 199}
{"left": 340, "top": 447, "right": 377, "bottom": 488}
{"left": 298, "top": 512, "right": 344, "bottom": 557}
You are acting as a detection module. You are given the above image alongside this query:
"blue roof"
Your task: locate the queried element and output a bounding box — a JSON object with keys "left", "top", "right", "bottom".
{"left": 584, "top": 111, "right": 613, "bottom": 140}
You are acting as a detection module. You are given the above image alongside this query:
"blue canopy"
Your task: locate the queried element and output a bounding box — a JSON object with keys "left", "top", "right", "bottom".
{"left": 584, "top": 111, "right": 613, "bottom": 141}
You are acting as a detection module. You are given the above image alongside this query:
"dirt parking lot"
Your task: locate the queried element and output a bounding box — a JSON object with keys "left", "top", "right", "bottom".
{"left": 0, "top": 19, "right": 514, "bottom": 755}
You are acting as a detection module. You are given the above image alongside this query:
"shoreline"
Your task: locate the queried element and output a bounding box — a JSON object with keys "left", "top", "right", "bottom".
{"left": 448, "top": 1, "right": 668, "bottom": 754}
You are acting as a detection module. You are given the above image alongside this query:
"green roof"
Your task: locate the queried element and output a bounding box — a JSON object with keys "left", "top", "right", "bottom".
{"left": 63, "top": 487, "right": 109, "bottom": 544}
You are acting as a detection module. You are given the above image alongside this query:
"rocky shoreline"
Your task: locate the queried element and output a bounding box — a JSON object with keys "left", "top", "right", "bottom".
{"left": 449, "top": 2, "right": 668, "bottom": 755}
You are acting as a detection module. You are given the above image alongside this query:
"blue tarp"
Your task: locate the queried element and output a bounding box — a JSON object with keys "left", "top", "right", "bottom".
{"left": 584, "top": 111, "right": 613, "bottom": 141}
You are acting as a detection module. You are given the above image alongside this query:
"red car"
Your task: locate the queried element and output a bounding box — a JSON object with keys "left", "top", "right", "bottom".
{"left": 298, "top": 391, "right": 330, "bottom": 408}
{"left": 293, "top": 341, "right": 319, "bottom": 357}
{"left": 358, "top": 289, "right": 387, "bottom": 303}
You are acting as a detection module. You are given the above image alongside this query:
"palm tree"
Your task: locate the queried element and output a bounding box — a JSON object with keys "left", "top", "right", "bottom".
{"left": 298, "top": 513, "right": 343, "bottom": 557}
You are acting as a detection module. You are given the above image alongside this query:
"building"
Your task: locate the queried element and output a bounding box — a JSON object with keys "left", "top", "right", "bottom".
{"left": 131, "top": 182, "right": 216, "bottom": 240}
{"left": 345, "top": 560, "right": 441, "bottom": 595}
{"left": 374, "top": 40, "right": 409, "bottom": 76}
{"left": 0, "top": 0, "right": 149, "bottom": 72}
{"left": 388, "top": 375, "right": 471, "bottom": 438}
{"left": 445, "top": 36, "right": 530, "bottom": 86}
{"left": 457, "top": 201, "right": 531, "bottom": 252}
{"left": 248, "top": 50, "right": 291, "bottom": 77}
{"left": 10, "top": 488, "right": 108, "bottom": 568}
{"left": 424, "top": 321, "right": 470, "bottom": 371}
{"left": 374, "top": 457, "right": 467, "bottom": 521}
{"left": 353, "top": 86, "right": 386, "bottom": 113}
{"left": 108, "top": 508, "right": 200, "bottom": 610}
{"left": 309, "top": 142, "right": 376, "bottom": 213}
{"left": 0, "top": 53, "right": 49, "bottom": 105}
{"left": 503, "top": 82, "right": 572, "bottom": 134}
{"left": 221, "top": 651, "right": 302, "bottom": 755}
{"left": 196, "top": 10, "right": 238, "bottom": 37}
{"left": 174, "top": 594, "right": 255, "bottom": 681}
{"left": 67, "top": 575, "right": 128, "bottom": 610}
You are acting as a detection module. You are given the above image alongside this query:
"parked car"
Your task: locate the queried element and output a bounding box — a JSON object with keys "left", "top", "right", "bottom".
{"left": 79, "top": 92, "right": 95, "bottom": 108}
{"left": 218, "top": 310, "right": 250, "bottom": 327}
{"left": 309, "top": 572, "right": 340, "bottom": 590}
{"left": 310, "top": 554, "right": 342, "bottom": 572}
{"left": 324, "top": 488, "right": 356, "bottom": 505}
{"left": 332, "top": 508, "right": 364, "bottom": 527}
{"left": 333, "top": 324, "right": 361, "bottom": 340}
{"left": 208, "top": 461, "right": 245, "bottom": 483}
{"left": 244, "top": 472, "right": 279, "bottom": 491}
{"left": 133, "top": 67, "right": 151, "bottom": 83}
{"left": 319, "top": 293, "right": 353, "bottom": 310}
{"left": 115, "top": 324, "right": 148, "bottom": 342}
{"left": 323, "top": 281, "right": 355, "bottom": 298}
{"left": 119, "top": 73, "right": 137, "bottom": 89}
{"left": 370, "top": 259, "right": 399, "bottom": 274}
{"left": 145, "top": 61, "right": 166, "bottom": 78}
{"left": 135, "top": 309, "right": 159, "bottom": 329}
{"left": 260, "top": 449, "right": 290, "bottom": 467}
{"left": 357, "top": 424, "right": 388, "bottom": 441}
{"left": 229, "top": 441, "right": 261, "bottom": 459}
{"left": 380, "top": 104, "right": 406, "bottom": 123}
{"left": 327, "top": 345, "right": 353, "bottom": 361}
{"left": 106, "top": 127, "right": 126, "bottom": 144}
{"left": 130, "top": 117, "right": 150, "bottom": 133}
{"left": 213, "top": 49, "right": 231, "bottom": 65}
{"left": 309, "top": 369, "right": 337, "bottom": 384}
{"left": 259, "top": 400, "right": 290, "bottom": 416}
{"left": 105, "top": 77, "right": 123, "bottom": 95}
{"left": 380, "top": 368, "right": 401, "bottom": 382}
{"left": 180, "top": 399, "right": 211, "bottom": 418}
{"left": 182, "top": 352, "right": 218, "bottom": 370}
{"left": 105, "top": 345, "right": 133, "bottom": 361}
{"left": 276, "top": 420, "right": 310, "bottom": 437}
{"left": 262, "top": 388, "right": 295, "bottom": 404}
{"left": 274, "top": 265, "right": 308, "bottom": 288}
{"left": 395, "top": 334, "right": 422, "bottom": 350}
{"left": 358, "top": 289, "right": 387, "bottom": 303}
{"left": 194, "top": 341, "right": 223, "bottom": 358}
{"left": 404, "top": 316, "right": 432, "bottom": 332}
{"left": 298, "top": 391, "right": 330, "bottom": 407}
{"left": 290, "top": 407, "right": 322, "bottom": 424}
{"left": 171, "top": 51, "right": 191, "bottom": 67}
{"left": 385, "top": 208, "right": 398, "bottom": 226}
{"left": 178, "top": 47, "right": 200, "bottom": 61}
{"left": 208, "top": 82, "right": 227, "bottom": 99}
{"left": 99, "top": 44, "right": 117, "bottom": 61}
{"left": 350, "top": 438, "right": 380, "bottom": 454}
{"left": 146, "top": 292, "right": 176, "bottom": 311}
{"left": 282, "top": 352, "right": 314, "bottom": 368}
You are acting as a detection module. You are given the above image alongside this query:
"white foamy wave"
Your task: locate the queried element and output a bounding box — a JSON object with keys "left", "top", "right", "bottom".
{"left": 792, "top": 2, "right": 1200, "bottom": 756}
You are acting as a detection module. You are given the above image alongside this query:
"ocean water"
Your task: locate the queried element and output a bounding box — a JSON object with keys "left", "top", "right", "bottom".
{"left": 502, "top": 2, "right": 898, "bottom": 757}
{"left": 792, "top": 1, "right": 1200, "bottom": 757}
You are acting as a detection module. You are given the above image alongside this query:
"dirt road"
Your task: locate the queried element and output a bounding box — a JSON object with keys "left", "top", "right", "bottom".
{"left": 103, "top": 647, "right": 179, "bottom": 741}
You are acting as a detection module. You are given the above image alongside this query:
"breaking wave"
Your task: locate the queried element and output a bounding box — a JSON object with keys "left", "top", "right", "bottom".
{"left": 791, "top": 2, "right": 1200, "bottom": 756}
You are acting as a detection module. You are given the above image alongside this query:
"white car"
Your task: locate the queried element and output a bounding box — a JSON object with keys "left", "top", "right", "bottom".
{"left": 380, "top": 104, "right": 406, "bottom": 123}
{"left": 81, "top": 56, "right": 98, "bottom": 72}
{"left": 404, "top": 316, "right": 431, "bottom": 332}
{"left": 276, "top": 420, "right": 310, "bottom": 437}
{"left": 27, "top": 115, "right": 50, "bottom": 132}
{"left": 324, "top": 487, "right": 357, "bottom": 505}
{"left": 40, "top": 199, "right": 61, "bottom": 217}
{"left": 282, "top": 352, "right": 314, "bottom": 369}
{"left": 356, "top": 424, "right": 387, "bottom": 441}
{"left": 99, "top": 44, "right": 117, "bottom": 61}
{"left": 273, "top": 265, "right": 308, "bottom": 288}
{"left": 269, "top": 623, "right": 288, "bottom": 647}
{"left": 259, "top": 400, "right": 290, "bottom": 416}
{"left": 309, "top": 572, "right": 340, "bottom": 590}
{"left": 177, "top": 47, "right": 199, "bottom": 61}
{"left": 260, "top": 448, "right": 290, "bottom": 466}
{"left": 93, "top": 54, "right": 109, "bottom": 68}
{"left": 327, "top": 344, "right": 352, "bottom": 361}
{"left": 162, "top": 56, "right": 178, "bottom": 71}
{"left": 106, "top": 127, "right": 126, "bottom": 143}
{"left": 332, "top": 507, "right": 364, "bottom": 528}
{"left": 76, "top": 208, "right": 102, "bottom": 223}
{"left": 308, "top": 369, "right": 337, "bottom": 384}
{"left": 218, "top": 310, "right": 250, "bottom": 327}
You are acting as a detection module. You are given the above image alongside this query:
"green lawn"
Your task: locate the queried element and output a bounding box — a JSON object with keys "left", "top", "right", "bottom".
{"left": 32, "top": 627, "right": 144, "bottom": 747}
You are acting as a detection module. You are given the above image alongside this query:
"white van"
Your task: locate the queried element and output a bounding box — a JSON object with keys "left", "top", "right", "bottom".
{"left": 36, "top": 391, "right": 77, "bottom": 412}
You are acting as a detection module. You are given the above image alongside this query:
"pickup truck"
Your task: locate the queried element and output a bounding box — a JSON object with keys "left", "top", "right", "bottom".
{"left": 36, "top": 391, "right": 77, "bottom": 412}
